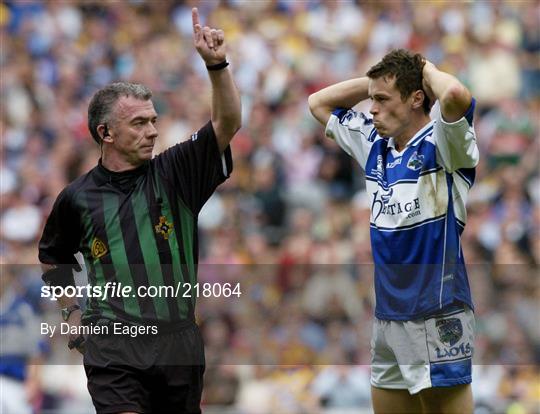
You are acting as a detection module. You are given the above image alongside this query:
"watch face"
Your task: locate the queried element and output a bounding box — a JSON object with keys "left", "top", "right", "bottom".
{"left": 62, "top": 305, "right": 79, "bottom": 321}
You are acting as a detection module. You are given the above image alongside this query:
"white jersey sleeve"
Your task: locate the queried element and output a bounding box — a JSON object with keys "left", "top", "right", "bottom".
{"left": 325, "top": 108, "right": 379, "bottom": 170}
{"left": 433, "top": 99, "right": 479, "bottom": 172}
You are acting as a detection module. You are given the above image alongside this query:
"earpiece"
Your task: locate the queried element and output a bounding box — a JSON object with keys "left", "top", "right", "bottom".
{"left": 99, "top": 123, "right": 112, "bottom": 142}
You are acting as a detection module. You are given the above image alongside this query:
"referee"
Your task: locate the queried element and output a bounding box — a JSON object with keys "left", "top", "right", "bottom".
{"left": 38, "top": 9, "right": 241, "bottom": 413}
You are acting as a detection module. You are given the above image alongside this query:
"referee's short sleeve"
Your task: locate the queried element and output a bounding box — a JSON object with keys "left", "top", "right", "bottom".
{"left": 154, "top": 121, "right": 233, "bottom": 214}
{"left": 39, "top": 187, "right": 81, "bottom": 267}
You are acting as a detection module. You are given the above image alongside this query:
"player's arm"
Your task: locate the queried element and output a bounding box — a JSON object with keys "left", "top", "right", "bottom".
{"left": 422, "top": 61, "right": 472, "bottom": 122}
{"left": 192, "top": 7, "right": 241, "bottom": 153}
{"left": 422, "top": 60, "right": 478, "bottom": 171}
{"left": 308, "top": 77, "right": 370, "bottom": 127}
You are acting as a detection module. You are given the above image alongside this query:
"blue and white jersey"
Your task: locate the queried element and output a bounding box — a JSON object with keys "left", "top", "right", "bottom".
{"left": 326, "top": 100, "right": 478, "bottom": 320}
{"left": 0, "top": 289, "right": 42, "bottom": 381}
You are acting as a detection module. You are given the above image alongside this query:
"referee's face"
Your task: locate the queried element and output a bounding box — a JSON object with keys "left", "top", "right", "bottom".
{"left": 109, "top": 96, "right": 158, "bottom": 165}
{"left": 368, "top": 76, "right": 415, "bottom": 140}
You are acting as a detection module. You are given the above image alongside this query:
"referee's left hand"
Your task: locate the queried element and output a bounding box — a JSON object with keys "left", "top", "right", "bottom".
{"left": 192, "top": 7, "right": 227, "bottom": 66}
{"left": 66, "top": 310, "right": 86, "bottom": 354}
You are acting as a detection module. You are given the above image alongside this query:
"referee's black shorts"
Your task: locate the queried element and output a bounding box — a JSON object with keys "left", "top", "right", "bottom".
{"left": 83, "top": 321, "right": 205, "bottom": 414}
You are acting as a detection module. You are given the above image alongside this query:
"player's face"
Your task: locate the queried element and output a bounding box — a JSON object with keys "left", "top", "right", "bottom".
{"left": 368, "top": 76, "right": 414, "bottom": 139}
{"left": 109, "top": 96, "right": 158, "bottom": 164}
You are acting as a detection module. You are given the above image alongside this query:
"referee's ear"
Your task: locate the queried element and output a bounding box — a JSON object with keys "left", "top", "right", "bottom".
{"left": 97, "top": 124, "right": 114, "bottom": 143}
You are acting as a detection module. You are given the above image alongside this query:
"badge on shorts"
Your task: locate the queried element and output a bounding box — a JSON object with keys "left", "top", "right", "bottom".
{"left": 436, "top": 318, "right": 463, "bottom": 346}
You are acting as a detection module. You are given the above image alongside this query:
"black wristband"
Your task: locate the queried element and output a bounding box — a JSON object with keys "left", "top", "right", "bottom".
{"left": 206, "top": 60, "right": 229, "bottom": 71}
{"left": 42, "top": 265, "right": 75, "bottom": 288}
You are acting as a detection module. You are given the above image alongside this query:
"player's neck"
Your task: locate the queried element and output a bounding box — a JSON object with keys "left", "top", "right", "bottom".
{"left": 393, "top": 114, "right": 431, "bottom": 152}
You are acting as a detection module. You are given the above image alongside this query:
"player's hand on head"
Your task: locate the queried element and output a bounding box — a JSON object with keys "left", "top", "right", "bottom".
{"left": 421, "top": 58, "right": 436, "bottom": 110}
{"left": 192, "top": 7, "right": 226, "bottom": 65}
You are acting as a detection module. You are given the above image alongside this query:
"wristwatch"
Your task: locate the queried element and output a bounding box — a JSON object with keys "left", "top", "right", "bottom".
{"left": 61, "top": 304, "right": 81, "bottom": 321}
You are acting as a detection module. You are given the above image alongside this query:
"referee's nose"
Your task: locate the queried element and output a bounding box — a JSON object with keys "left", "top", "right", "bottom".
{"left": 147, "top": 122, "right": 158, "bottom": 141}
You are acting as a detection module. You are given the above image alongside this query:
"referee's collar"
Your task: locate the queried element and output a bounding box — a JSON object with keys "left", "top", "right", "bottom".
{"left": 93, "top": 158, "right": 149, "bottom": 186}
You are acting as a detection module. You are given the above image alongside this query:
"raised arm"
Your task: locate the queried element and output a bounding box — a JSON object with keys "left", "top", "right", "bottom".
{"left": 308, "top": 77, "right": 370, "bottom": 126}
{"left": 192, "top": 7, "right": 241, "bottom": 153}
{"left": 422, "top": 61, "right": 472, "bottom": 123}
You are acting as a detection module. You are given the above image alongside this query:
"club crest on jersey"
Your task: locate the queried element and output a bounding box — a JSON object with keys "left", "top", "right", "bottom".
{"left": 91, "top": 237, "right": 108, "bottom": 259}
{"left": 436, "top": 318, "right": 463, "bottom": 346}
{"left": 155, "top": 216, "right": 173, "bottom": 240}
{"left": 407, "top": 151, "right": 424, "bottom": 171}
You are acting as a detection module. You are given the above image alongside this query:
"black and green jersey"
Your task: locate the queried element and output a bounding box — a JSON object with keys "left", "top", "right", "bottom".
{"left": 39, "top": 122, "right": 232, "bottom": 326}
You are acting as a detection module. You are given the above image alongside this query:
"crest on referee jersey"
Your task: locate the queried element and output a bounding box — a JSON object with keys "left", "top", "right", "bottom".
{"left": 155, "top": 216, "right": 173, "bottom": 240}
{"left": 436, "top": 318, "right": 463, "bottom": 347}
{"left": 91, "top": 237, "right": 108, "bottom": 259}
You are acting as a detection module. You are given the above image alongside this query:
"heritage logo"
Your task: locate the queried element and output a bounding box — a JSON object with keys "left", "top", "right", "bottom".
{"left": 371, "top": 189, "right": 421, "bottom": 222}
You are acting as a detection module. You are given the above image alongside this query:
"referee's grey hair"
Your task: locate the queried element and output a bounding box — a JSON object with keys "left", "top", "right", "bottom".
{"left": 87, "top": 82, "right": 152, "bottom": 144}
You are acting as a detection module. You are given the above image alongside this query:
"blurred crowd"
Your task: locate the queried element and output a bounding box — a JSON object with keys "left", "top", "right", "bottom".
{"left": 1, "top": 1, "right": 539, "bottom": 413}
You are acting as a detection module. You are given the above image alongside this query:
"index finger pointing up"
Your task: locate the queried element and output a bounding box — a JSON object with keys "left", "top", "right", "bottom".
{"left": 192, "top": 7, "right": 200, "bottom": 29}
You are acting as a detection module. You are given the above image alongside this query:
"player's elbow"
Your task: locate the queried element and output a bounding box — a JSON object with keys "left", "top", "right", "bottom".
{"left": 308, "top": 92, "right": 322, "bottom": 115}
{"left": 308, "top": 93, "right": 331, "bottom": 126}
{"left": 444, "top": 83, "right": 470, "bottom": 104}
{"left": 308, "top": 93, "right": 318, "bottom": 111}
{"left": 440, "top": 84, "right": 472, "bottom": 123}
{"left": 441, "top": 84, "right": 471, "bottom": 111}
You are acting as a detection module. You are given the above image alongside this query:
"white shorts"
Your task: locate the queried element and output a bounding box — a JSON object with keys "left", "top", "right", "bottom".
{"left": 370, "top": 305, "right": 474, "bottom": 394}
